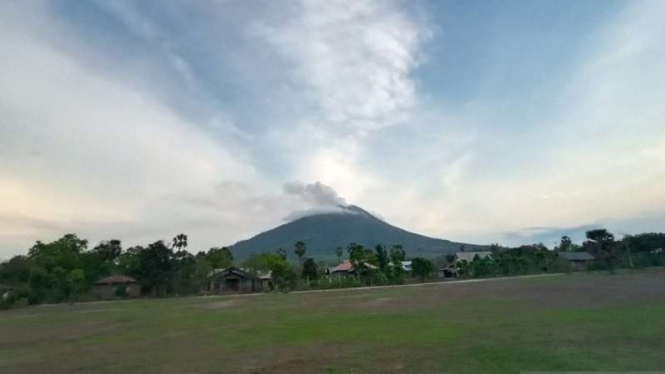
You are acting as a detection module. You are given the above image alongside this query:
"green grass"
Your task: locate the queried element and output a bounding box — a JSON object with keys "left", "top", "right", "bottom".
{"left": 2, "top": 270, "right": 665, "bottom": 373}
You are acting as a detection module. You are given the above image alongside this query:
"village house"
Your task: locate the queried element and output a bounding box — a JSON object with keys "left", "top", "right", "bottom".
{"left": 559, "top": 252, "right": 596, "bottom": 271}
{"left": 439, "top": 251, "right": 494, "bottom": 278}
{"left": 208, "top": 267, "right": 272, "bottom": 294}
{"left": 328, "top": 260, "right": 377, "bottom": 278}
{"left": 93, "top": 275, "right": 141, "bottom": 299}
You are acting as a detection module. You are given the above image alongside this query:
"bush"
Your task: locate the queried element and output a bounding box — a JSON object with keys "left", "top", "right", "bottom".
{"left": 367, "top": 269, "right": 389, "bottom": 286}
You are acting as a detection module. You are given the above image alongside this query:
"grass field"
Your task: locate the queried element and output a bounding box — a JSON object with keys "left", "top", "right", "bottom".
{"left": 2, "top": 270, "right": 665, "bottom": 374}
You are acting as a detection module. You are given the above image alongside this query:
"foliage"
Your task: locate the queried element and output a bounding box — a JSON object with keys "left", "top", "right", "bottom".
{"left": 3, "top": 227, "right": 665, "bottom": 307}
{"left": 242, "top": 253, "right": 285, "bottom": 272}
{"left": 93, "top": 240, "right": 122, "bottom": 262}
{"left": 171, "top": 234, "right": 188, "bottom": 252}
{"left": 302, "top": 258, "right": 318, "bottom": 282}
{"left": 583, "top": 229, "right": 616, "bottom": 273}
{"left": 207, "top": 247, "right": 233, "bottom": 268}
{"left": 124, "top": 241, "right": 174, "bottom": 296}
{"left": 387, "top": 245, "right": 406, "bottom": 284}
{"left": 375, "top": 244, "right": 389, "bottom": 271}
{"left": 411, "top": 257, "right": 434, "bottom": 281}
{"left": 294, "top": 241, "right": 307, "bottom": 265}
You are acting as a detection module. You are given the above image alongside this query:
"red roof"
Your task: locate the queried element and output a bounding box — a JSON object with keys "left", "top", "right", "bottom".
{"left": 331, "top": 260, "right": 354, "bottom": 273}
{"left": 95, "top": 275, "right": 138, "bottom": 285}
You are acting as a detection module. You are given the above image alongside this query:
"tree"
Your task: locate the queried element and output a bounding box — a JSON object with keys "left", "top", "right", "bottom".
{"left": 558, "top": 236, "right": 573, "bottom": 252}
{"left": 347, "top": 243, "right": 377, "bottom": 282}
{"left": 66, "top": 269, "right": 85, "bottom": 302}
{"left": 193, "top": 256, "right": 213, "bottom": 292}
{"left": 242, "top": 253, "right": 287, "bottom": 272}
{"left": 584, "top": 229, "right": 616, "bottom": 273}
{"left": 171, "top": 234, "right": 188, "bottom": 252}
{"left": 127, "top": 241, "right": 174, "bottom": 296}
{"left": 334, "top": 246, "right": 343, "bottom": 263}
{"left": 294, "top": 241, "right": 307, "bottom": 265}
{"left": 389, "top": 245, "right": 406, "bottom": 283}
{"left": 28, "top": 233, "right": 88, "bottom": 272}
{"left": 207, "top": 247, "right": 233, "bottom": 268}
{"left": 93, "top": 240, "right": 123, "bottom": 262}
{"left": 172, "top": 250, "right": 197, "bottom": 295}
{"left": 375, "top": 244, "right": 389, "bottom": 271}
{"left": 302, "top": 258, "right": 318, "bottom": 282}
{"left": 411, "top": 257, "right": 434, "bottom": 281}
{"left": 276, "top": 248, "right": 288, "bottom": 260}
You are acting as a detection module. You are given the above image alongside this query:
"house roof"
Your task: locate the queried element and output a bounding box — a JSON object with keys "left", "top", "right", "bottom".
{"left": 559, "top": 252, "right": 595, "bottom": 261}
{"left": 330, "top": 260, "right": 377, "bottom": 273}
{"left": 455, "top": 251, "right": 492, "bottom": 262}
{"left": 331, "top": 260, "right": 354, "bottom": 273}
{"left": 210, "top": 267, "right": 272, "bottom": 280}
{"left": 95, "top": 275, "right": 138, "bottom": 285}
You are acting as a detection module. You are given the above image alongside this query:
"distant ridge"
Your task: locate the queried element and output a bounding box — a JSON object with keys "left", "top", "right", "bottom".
{"left": 230, "top": 205, "right": 486, "bottom": 260}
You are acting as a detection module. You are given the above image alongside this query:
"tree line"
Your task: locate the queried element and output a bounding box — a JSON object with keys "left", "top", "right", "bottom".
{"left": 1, "top": 229, "right": 664, "bottom": 308}
{"left": 0, "top": 234, "right": 233, "bottom": 307}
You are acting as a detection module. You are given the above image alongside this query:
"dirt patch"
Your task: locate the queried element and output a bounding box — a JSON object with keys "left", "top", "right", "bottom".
{"left": 199, "top": 300, "right": 237, "bottom": 310}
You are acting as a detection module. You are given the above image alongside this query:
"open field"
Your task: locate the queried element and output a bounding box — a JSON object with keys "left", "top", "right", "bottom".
{"left": 2, "top": 270, "right": 665, "bottom": 374}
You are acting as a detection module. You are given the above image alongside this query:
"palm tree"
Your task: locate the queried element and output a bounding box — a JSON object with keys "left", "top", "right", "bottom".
{"left": 334, "top": 247, "right": 343, "bottom": 263}
{"left": 294, "top": 241, "right": 306, "bottom": 266}
{"left": 171, "top": 234, "right": 188, "bottom": 252}
{"left": 585, "top": 229, "right": 616, "bottom": 273}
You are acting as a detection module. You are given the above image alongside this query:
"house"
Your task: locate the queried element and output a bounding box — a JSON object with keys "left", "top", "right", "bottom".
{"left": 329, "top": 260, "right": 377, "bottom": 278}
{"left": 93, "top": 275, "right": 141, "bottom": 299}
{"left": 208, "top": 267, "right": 272, "bottom": 294}
{"left": 401, "top": 261, "right": 412, "bottom": 272}
{"left": 559, "top": 252, "right": 596, "bottom": 271}
{"left": 455, "top": 251, "right": 493, "bottom": 264}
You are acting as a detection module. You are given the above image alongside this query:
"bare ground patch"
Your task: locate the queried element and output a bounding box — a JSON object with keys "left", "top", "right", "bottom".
{"left": 199, "top": 300, "right": 238, "bottom": 310}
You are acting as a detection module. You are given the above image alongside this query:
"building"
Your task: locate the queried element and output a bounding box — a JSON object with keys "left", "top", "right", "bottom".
{"left": 455, "top": 251, "right": 493, "bottom": 263}
{"left": 93, "top": 275, "right": 141, "bottom": 299}
{"left": 559, "top": 252, "right": 596, "bottom": 271}
{"left": 329, "top": 260, "right": 377, "bottom": 278}
{"left": 208, "top": 267, "right": 272, "bottom": 294}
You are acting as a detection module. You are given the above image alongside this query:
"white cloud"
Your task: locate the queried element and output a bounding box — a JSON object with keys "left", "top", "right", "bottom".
{"left": 254, "top": 0, "right": 429, "bottom": 135}
{"left": 374, "top": 0, "right": 665, "bottom": 245}
{"left": 2, "top": 0, "right": 664, "bottom": 258}
{"left": 0, "top": 2, "right": 263, "bottom": 255}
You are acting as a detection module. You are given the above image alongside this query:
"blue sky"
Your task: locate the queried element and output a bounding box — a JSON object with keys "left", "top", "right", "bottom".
{"left": 1, "top": 0, "right": 664, "bottom": 257}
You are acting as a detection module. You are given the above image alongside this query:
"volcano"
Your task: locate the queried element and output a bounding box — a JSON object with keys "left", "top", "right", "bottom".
{"left": 230, "top": 205, "right": 485, "bottom": 260}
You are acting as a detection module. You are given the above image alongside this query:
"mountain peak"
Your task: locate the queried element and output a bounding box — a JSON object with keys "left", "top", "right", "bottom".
{"left": 336, "top": 204, "right": 373, "bottom": 217}
{"left": 231, "top": 204, "right": 486, "bottom": 260}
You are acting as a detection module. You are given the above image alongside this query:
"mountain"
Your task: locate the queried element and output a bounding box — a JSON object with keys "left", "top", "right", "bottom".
{"left": 230, "top": 205, "right": 486, "bottom": 260}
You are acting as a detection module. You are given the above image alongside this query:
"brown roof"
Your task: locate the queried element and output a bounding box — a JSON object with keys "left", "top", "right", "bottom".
{"left": 95, "top": 275, "right": 138, "bottom": 285}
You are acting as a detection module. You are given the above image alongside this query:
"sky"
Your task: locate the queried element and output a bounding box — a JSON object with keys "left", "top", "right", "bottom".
{"left": 1, "top": 0, "right": 665, "bottom": 258}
